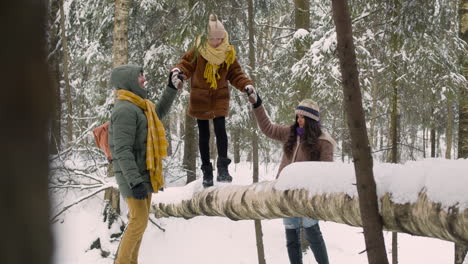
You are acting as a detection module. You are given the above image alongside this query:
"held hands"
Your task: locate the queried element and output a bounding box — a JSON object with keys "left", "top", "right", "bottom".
{"left": 169, "top": 69, "right": 186, "bottom": 90}
{"left": 131, "top": 183, "right": 148, "bottom": 200}
{"left": 245, "top": 85, "right": 262, "bottom": 108}
{"left": 245, "top": 85, "right": 257, "bottom": 104}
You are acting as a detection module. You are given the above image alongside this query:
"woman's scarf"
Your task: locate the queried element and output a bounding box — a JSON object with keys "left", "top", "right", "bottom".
{"left": 197, "top": 33, "right": 236, "bottom": 89}
{"left": 117, "top": 89, "right": 168, "bottom": 192}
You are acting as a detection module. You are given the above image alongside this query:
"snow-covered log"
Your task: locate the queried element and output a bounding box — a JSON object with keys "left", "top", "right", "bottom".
{"left": 152, "top": 159, "right": 468, "bottom": 246}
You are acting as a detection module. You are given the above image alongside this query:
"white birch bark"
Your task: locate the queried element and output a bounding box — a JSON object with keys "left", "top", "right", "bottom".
{"left": 153, "top": 180, "right": 468, "bottom": 246}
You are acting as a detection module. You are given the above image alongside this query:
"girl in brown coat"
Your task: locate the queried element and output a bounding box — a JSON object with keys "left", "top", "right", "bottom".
{"left": 171, "top": 14, "right": 254, "bottom": 187}
{"left": 248, "top": 93, "right": 335, "bottom": 264}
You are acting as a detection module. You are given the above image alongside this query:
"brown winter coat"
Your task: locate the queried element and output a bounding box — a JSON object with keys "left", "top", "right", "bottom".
{"left": 253, "top": 105, "right": 336, "bottom": 178}
{"left": 174, "top": 49, "right": 253, "bottom": 120}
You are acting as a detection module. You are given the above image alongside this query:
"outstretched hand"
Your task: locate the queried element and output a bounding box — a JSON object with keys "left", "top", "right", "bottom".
{"left": 245, "top": 85, "right": 257, "bottom": 104}
{"left": 169, "top": 69, "right": 187, "bottom": 89}
{"left": 245, "top": 85, "right": 262, "bottom": 108}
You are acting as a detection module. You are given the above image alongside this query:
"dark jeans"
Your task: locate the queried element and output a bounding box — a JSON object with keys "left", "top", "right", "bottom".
{"left": 197, "top": 117, "right": 228, "bottom": 165}
{"left": 285, "top": 224, "right": 329, "bottom": 264}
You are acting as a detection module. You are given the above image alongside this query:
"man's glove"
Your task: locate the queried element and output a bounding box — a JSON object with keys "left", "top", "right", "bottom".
{"left": 245, "top": 85, "right": 257, "bottom": 104}
{"left": 169, "top": 69, "right": 186, "bottom": 89}
{"left": 131, "top": 183, "right": 148, "bottom": 200}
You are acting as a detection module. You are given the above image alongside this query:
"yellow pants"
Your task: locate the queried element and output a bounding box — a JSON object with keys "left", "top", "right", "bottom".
{"left": 115, "top": 194, "right": 152, "bottom": 264}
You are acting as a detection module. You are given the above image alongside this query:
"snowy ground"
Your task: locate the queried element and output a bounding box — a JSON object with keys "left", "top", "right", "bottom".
{"left": 52, "top": 160, "right": 466, "bottom": 264}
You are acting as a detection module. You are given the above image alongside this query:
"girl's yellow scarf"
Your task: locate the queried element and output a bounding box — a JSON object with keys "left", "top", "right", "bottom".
{"left": 197, "top": 33, "right": 236, "bottom": 89}
{"left": 117, "top": 89, "right": 168, "bottom": 193}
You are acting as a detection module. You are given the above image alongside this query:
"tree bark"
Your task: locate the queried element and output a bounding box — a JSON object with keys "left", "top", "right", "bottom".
{"left": 104, "top": 0, "right": 132, "bottom": 220}
{"left": 112, "top": 0, "right": 130, "bottom": 67}
{"left": 293, "top": 0, "right": 311, "bottom": 100}
{"left": 152, "top": 180, "right": 468, "bottom": 246}
{"left": 294, "top": 0, "right": 310, "bottom": 30}
{"left": 331, "top": 1, "right": 389, "bottom": 263}
{"left": 0, "top": 0, "right": 54, "bottom": 262}
{"left": 59, "top": 0, "right": 73, "bottom": 145}
{"left": 389, "top": 83, "right": 399, "bottom": 264}
{"left": 446, "top": 97, "right": 454, "bottom": 159}
{"left": 183, "top": 111, "right": 197, "bottom": 183}
{"left": 248, "top": 1, "right": 266, "bottom": 263}
{"left": 233, "top": 127, "right": 241, "bottom": 163}
{"left": 48, "top": 0, "right": 62, "bottom": 154}
{"left": 459, "top": 0, "right": 468, "bottom": 160}
{"left": 455, "top": 1, "right": 468, "bottom": 262}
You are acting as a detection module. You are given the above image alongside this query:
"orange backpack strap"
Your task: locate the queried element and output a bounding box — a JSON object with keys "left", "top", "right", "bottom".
{"left": 93, "top": 121, "right": 112, "bottom": 162}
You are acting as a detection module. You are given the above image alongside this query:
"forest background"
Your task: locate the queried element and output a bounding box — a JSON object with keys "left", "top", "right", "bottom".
{"left": 43, "top": 0, "right": 468, "bottom": 263}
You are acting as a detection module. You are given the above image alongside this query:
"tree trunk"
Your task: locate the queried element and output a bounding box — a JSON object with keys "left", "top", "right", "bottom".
{"left": 331, "top": 1, "right": 389, "bottom": 263}
{"left": 233, "top": 127, "right": 241, "bottom": 163}
{"left": 0, "top": 0, "right": 54, "bottom": 262}
{"left": 209, "top": 120, "right": 217, "bottom": 162}
{"left": 431, "top": 125, "right": 436, "bottom": 158}
{"left": 104, "top": 0, "right": 132, "bottom": 222}
{"left": 423, "top": 126, "right": 427, "bottom": 158}
{"left": 455, "top": 1, "right": 468, "bottom": 262}
{"left": 183, "top": 111, "right": 197, "bottom": 183}
{"left": 248, "top": 1, "right": 266, "bottom": 263}
{"left": 458, "top": 0, "right": 468, "bottom": 159}
{"left": 163, "top": 116, "right": 172, "bottom": 156}
{"left": 369, "top": 82, "right": 378, "bottom": 150}
{"left": 112, "top": 0, "right": 130, "bottom": 67}
{"left": 48, "top": 0, "right": 62, "bottom": 154}
{"left": 445, "top": 97, "right": 453, "bottom": 159}
{"left": 294, "top": 0, "right": 310, "bottom": 30}
{"left": 153, "top": 176, "right": 468, "bottom": 246}
{"left": 293, "top": 0, "right": 311, "bottom": 100}
{"left": 389, "top": 80, "right": 399, "bottom": 264}
{"left": 59, "top": 0, "right": 73, "bottom": 145}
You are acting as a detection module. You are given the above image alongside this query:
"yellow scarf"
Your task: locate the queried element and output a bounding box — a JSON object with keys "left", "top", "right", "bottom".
{"left": 117, "top": 90, "right": 168, "bottom": 193}
{"left": 197, "top": 33, "right": 236, "bottom": 89}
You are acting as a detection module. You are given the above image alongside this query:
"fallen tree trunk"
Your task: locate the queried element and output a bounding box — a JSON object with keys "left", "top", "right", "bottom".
{"left": 153, "top": 181, "right": 468, "bottom": 246}
{"left": 152, "top": 160, "right": 468, "bottom": 246}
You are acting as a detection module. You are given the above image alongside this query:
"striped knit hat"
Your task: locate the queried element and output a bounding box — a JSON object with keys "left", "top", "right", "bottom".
{"left": 295, "top": 99, "right": 320, "bottom": 121}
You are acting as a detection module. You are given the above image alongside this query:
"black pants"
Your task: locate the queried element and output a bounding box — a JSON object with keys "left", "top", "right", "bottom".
{"left": 197, "top": 117, "right": 228, "bottom": 165}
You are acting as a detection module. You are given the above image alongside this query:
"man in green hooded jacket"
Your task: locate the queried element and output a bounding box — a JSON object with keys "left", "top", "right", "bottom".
{"left": 109, "top": 64, "right": 182, "bottom": 264}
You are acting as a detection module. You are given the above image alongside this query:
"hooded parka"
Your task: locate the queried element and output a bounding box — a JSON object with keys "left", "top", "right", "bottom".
{"left": 108, "top": 65, "right": 177, "bottom": 198}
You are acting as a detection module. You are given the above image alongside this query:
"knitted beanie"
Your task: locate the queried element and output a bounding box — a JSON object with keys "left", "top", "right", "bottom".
{"left": 295, "top": 99, "right": 320, "bottom": 121}
{"left": 207, "top": 14, "right": 226, "bottom": 39}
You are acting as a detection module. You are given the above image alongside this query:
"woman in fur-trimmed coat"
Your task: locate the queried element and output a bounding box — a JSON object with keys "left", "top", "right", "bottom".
{"left": 171, "top": 14, "right": 254, "bottom": 188}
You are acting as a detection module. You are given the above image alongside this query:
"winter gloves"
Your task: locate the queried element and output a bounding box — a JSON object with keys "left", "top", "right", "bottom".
{"left": 169, "top": 69, "right": 186, "bottom": 89}
{"left": 245, "top": 85, "right": 262, "bottom": 108}
{"left": 245, "top": 85, "right": 257, "bottom": 104}
{"left": 131, "top": 183, "right": 148, "bottom": 200}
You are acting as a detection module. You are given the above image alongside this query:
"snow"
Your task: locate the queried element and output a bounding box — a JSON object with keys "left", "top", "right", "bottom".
{"left": 276, "top": 158, "right": 468, "bottom": 209}
{"left": 52, "top": 159, "right": 468, "bottom": 264}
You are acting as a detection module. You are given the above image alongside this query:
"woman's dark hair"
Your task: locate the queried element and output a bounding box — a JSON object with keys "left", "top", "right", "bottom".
{"left": 284, "top": 115, "right": 322, "bottom": 160}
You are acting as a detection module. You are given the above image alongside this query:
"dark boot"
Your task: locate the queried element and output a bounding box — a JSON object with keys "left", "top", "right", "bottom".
{"left": 216, "top": 157, "right": 233, "bottom": 182}
{"left": 285, "top": 228, "right": 303, "bottom": 264}
{"left": 304, "top": 224, "right": 329, "bottom": 264}
{"left": 201, "top": 163, "right": 213, "bottom": 188}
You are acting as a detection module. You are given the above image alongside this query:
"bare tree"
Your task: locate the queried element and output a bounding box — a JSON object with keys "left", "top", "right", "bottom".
{"left": 0, "top": 0, "right": 54, "bottom": 263}
{"left": 248, "top": 0, "right": 266, "bottom": 263}
{"left": 183, "top": 111, "right": 197, "bottom": 183}
{"left": 455, "top": 0, "right": 468, "bottom": 262}
{"left": 47, "top": 0, "right": 62, "bottom": 154}
{"left": 331, "top": 0, "right": 389, "bottom": 263}
{"left": 59, "top": 0, "right": 73, "bottom": 144}
{"left": 103, "top": 0, "right": 132, "bottom": 224}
